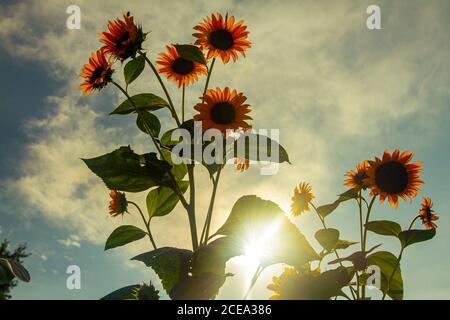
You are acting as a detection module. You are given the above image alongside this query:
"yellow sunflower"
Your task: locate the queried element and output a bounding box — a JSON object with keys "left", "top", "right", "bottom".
{"left": 291, "top": 182, "right": 314, "bottom": 216}
{"left": 193, "top": 13, "right": 251, "bottom": 63}
{"left": 156, "top": 45, "right": 207, "bottom": 87}
{"left": 344, "top": 160, "right": 369, "bottom": 191}
{"left": 365, "top": 149, "right": 423, "bottom": 208}
{"left": 419, "top": 197, "right": 439, "bottom": 230}
{"left": 193, "top": 87, "right": 252, "bottom": 133}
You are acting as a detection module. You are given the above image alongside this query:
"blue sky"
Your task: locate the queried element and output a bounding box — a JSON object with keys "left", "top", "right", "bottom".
{"left": 0, "top": 0, "right": 449, "bottom": 299}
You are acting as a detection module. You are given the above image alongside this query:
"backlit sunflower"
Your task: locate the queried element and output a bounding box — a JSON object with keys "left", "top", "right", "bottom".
{"left": 108, "top": 190, "right": 128, "bottom": 217}
{"left": 365, "top": 149, "right": 423, "bottom": 208}
{"left": 291, "top": 182, "right": 314, "bottom": 216}
{"left": 419, "top": 197, "right": 439, "bottom": 230}
{"left": 234, "top": 157, "right": 249, "bottom": 172}
{"left": 100, "top": 12, "right": 145, "bottom": 61}
{"left": 193, "top": 87, "right": 252, "bottom": 133}
{"left": 156, "top": 45, "right": 207, "bottom": 87}
{"left": 193, "top": 13, "right": 251, "bottom": 63}
{"left": 79, "top": 49, "right": 113, "bottom": 96}
{"left": 344, "top": 160, "right": 369, "bottom": 191}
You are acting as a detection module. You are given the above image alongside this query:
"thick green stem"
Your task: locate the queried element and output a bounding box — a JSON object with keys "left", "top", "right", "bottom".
{"left": 201, "top": 167, "right": 223, "bottom": 245}
{"left": 203, "top": 58, "right": 216, "bottom": 96}
{"left": 128, "top": 201, "right": 157, "bottom": 250}
{"left": 187, "top": 165, "right": 198, "bottom": 251}
{"left": 361, "top": 195, "right": 376, "bottom": 300}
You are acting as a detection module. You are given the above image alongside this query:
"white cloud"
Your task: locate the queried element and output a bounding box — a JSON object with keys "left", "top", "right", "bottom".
{"left": 40, "top": 254, "right": 48, "bottom": 261}
{"left": 58, "top": 235, "right": 81, "bottom": 248}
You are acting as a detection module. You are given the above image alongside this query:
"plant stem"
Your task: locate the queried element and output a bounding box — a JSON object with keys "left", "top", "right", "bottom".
{"left": 361, "top": 195, "right": 376, "bottom": 300}
{"left": 128, "top": 201, "right": 157, "bottom": 250}
{"left": 139, "top": 51, "right": 181, "bottom": 126}
{"left": 200, "top": 166, "right": 223, "bottom": 245}
{"left": 187, "top": 164, "right": 198, "bottom": 251}
{"left": 181, "top": 84, "right": 186, "bottom": 123}
{"left": 203, "top": 58, "right": 216, "bottom": 96}
{"left": 243, "top": 264, "right": 263, "bottom": 300}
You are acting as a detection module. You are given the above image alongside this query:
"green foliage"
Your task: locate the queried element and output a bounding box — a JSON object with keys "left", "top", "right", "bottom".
{"left": 174, "top": 44, "right": 207, "bottom": 65}
{"left": 111, "top": 93, "right": 169, "bottom": 115}
{"left": 0, "top": 240, "right": 30, "bottom": 300}
{"left": 367, "top": 251, "right": 403, "bottom": 300}
{"left": 231, "top": 133, "right": 290, "bottom": 164}
{"left": 105, "top": 225, "right": 147, "bottom": 250}
{"left": 82, "top": 146, "right": 171, "bottom": 192}
{"left": 399, "top": 229, "right": 436, "bottom": 249}
{"left": 366, "top": 220, "right": 402, "bottom": 237}
{"left": 316, "top": 201, "right": 340, "bottom": 219}
{"left": 315, "top": 229, "right": 340, "bottom": 252}
{"left": 136, "top": 111, "right": 161, "bottom": 136}
{"left": 124, "top": 54, "right": 146, "bottom": 85}
{"left": 146, "top": 182, "right": 189, "bottom": 219}
{"left": 100, "top": 284, "right": 140, "bottom": 300}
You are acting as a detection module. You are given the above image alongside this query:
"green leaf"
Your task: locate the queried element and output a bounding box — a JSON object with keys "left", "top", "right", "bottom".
{"left": 111, "top": 94, "right": 169, "bottom": 115}
{"left": 146, "top": 182, "right": 189, "bottom": 219}
{"left": 174, "top": 44, "right": 206, "bottom": 65}
{"left": 315, "top": 228, "right": 340, "bottom": 251}
{"left": 215, "top": 195, "right": 318, "bottom": 268}
{"left": 82, "top": 146, "right": 171, "bottom": 193}
{"left": 136, "top": 111, "right": 161, "bottom": 137}
{"left": 105, "top": 225, "right": 147, "bottom": 250}
{"left": 316, "top": 201, "right": 340, "bottom": 218}
{"left": 231, "top": 133, "right": 290, "bottom": 164}
{"left": 0, "top": 259, "right": 15, "bottom": 285}
{"left": 0, "top": 258, "right": 30, "bottom": 283}
{"left": 124, "top": 54, "right": 145, "bottom": 85}
{"left": 367, "top": 251, "right": 403, "bottom": 300}
{"left": 335, "top": 240, "right": 358, "bottom": 250}
{"left": 366, "top": 220, "right": 402, "bottom": 237}
{"left": 161, "top": 149, "right": 187, "bottom": 181}
{"left": 132, "top": 247, "right": 192, "bottom": 295}
{"left": 399, "top": 229, "right": 436, "bottom": 249}
{"left": 100, "top": 284, "right": 140, "bottom": 300}
{"left": 337, "top": 189, "right": 358, "bottom": 202}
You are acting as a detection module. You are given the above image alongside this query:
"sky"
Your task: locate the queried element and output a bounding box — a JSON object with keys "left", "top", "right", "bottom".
{"left": 0, "top": 0, "right": 449, "bottom": 299}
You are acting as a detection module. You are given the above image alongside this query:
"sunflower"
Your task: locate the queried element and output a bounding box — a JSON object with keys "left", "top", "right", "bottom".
{"left": 79, "top": 49, "right": 113, "bottom": 96}
{"left": 365, "top": 149, "right": 423, "bottom": 208}
{"left": 344, "top": 160, "right": 369, "bottom": 191}
{"left": 156, "top": 45, "right": 207, "bottom": 87}
{"left": 291, "top": 182, "right": 314, "bottom": 217}
{"left": 100, "top": 12, "right": 145, "bottom": 61}
{"left": 193, "top": 13, "right": 251, "bottom": 63}
{"left": 193, "top": 87, "right": 252, "bottom": 133}
{"left": 419, "top": 197, "right": 439, "bottom": 230}
{"left": 234, "top": 157, "right": 250, "bottom": 172}
{"left": 108, "top": 190, "right": 128, "bottom": 217}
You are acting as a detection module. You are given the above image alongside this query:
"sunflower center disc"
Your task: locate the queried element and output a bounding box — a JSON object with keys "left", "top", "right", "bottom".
{"left": 91, "top": 66, "right": 105, "bottom": 83}
{"left": 172, "top": 58, "right": 194, "bottom": 75}
{"left": 375, "top": 161, "right": 409, "bottom": 194}
{"left": 116, "top": 31, "right": 130, "bottom": 49}
{"left": 211, "top": 102, "right": 236, "bottom": 124}
{"left": 209, "top": 29, "right": 234, "bottom": 50}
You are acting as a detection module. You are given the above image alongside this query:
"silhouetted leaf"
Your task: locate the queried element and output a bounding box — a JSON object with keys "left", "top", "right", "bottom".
{"left": 146, "top": 182, "right": 189, "bottom": 219}
{"left": 366, "top": 220, "right": 402, "bottom": 237}
{"left": 399, "top": 229, "right": 436, "bottom": 249}
{"left": 337, "top": 189, "right": 358, "bottom": 202}
{"left": 0, "top": 258, "right": 30, "bottom": 283}
{"left": 124, "top": 54, "right": 145, "bottom": 85}
{"left": 367, "top": 251, "right": 403, "bottom": 300}
{"left": 231, "top": 133, "right": 290, "bottom": 164}
{"left": 335, "top": 240, "right": 358, "bottom": 250}
{"left": 0, "top": 259, "right": 15, "bottom": 285}
{"left": 174, "top": 44, "right": 206, "bottom": 65}
{"left": 137, "top": 111, "right": 161, "bottom": 137}
{"left": 100, "top": 284, "right": 140, "bottom": 300}
{"left": 82, "top": 147, "right": 171, "bottom": 192}
{"left": 111, "top": 94, "right": 169, "bottom": 115}
{"left": 315, "top": 228, "right": 340, "bottom": 251}
{"left": 316, "top": 201, "right": 340, "bottom": 218}
{"left": 105, "top": 225, "right": 147, "bottom": 250}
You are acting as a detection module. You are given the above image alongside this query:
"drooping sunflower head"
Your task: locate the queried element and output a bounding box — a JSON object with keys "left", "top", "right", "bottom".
{"left": 131, "top": 283, "right": 160, "bottom": 300}
{"left": 193, "top": 13, "right": 251, "bottom": 64}
{"left": 419, "top": 197, "right": 439, "bottom": 230}
{"left": 365, "top": 149, "right": 424, "bottom": 208}
{"left": 193, "top": 87, "right": 252, "bottom": 133}
{"left": 234, "top": 157, "right": 250, "bottom": 172}
{"left": 344, "top": 160, "right": 369, "bottom": 191}
{"left": 267, "top": 266, "right": 321, "bottom": 300}
{"left": 79, "top": 49, "right": 113, "bottom": 96}
{"left": 291, "top": 182, "right": 314, "bottom": 217}
{"left": 100, "top": 12, "right": 145, "bottom": 61}
{"left": 156, "top": 45, "right": 207, "bottom": 87}
{"left": 108, "top": 190, "right": 128, "bottom": 217}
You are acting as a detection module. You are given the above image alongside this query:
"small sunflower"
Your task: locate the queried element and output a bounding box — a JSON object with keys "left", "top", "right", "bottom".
{"left": 108, "top": 190, "right": 128, "bottom": 217}
{"left": 234, "top": 157, "right": 250, "bottom": 172}
{"left": 156, "top": 45, "right": 207, "bottom": 87}
{"left": 131, "top": 283, "right": 160, "bottom": 300}
{"left": 193, "top": 87, "right": 252, "bottom": 133}
{"left": 365, "top": 149, "right": 423, "bottom": 208}
{"left": 193, "top": 13, "right": 251, "bottom": 63}
{"left": 344, "top": 160, "right": 369, "bottom": 191}
{"left": 291, "top": 182, "right": 314, "bottom": 216}
{"left": 267, "top": 266, "right": 321, "bottom": 300}
{"left": 79, "top": 49, "right": 113, "bottom": 96}
{"left": 100, "top": 12, "right": 145, "bottom": 61}
{"left": 419, "top": 197, "right": 439, "bottom": 230}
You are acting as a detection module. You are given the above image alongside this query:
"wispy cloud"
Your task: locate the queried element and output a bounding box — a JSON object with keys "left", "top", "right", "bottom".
{"left": 57, "top": 235, "right": 81, "bottom": 248}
